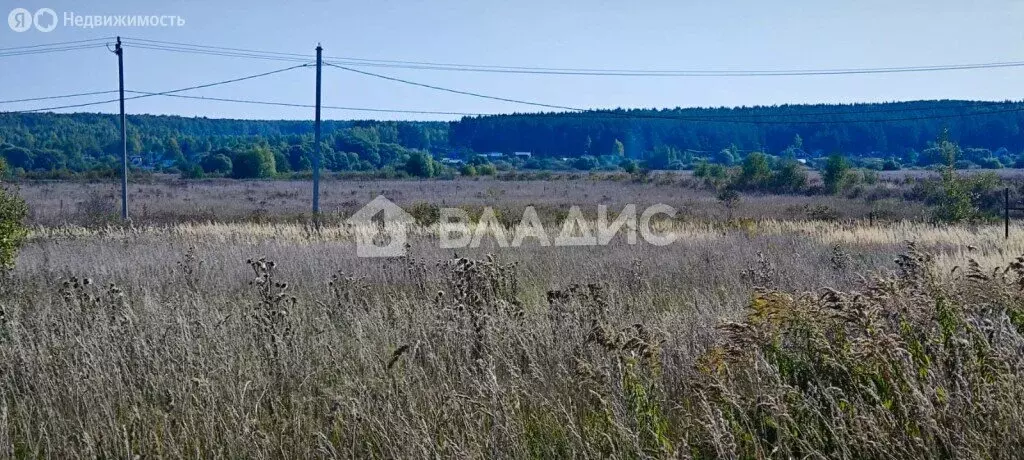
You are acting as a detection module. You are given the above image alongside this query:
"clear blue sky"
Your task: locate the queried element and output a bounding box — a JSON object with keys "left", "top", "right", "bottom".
{"left": 1, "top": 0, "right": 1022, "bottom": 121}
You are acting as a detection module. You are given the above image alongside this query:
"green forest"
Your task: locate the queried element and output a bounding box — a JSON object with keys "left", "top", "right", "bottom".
{"left": 2, "top": 99, "right": 1023, "bottom": 179}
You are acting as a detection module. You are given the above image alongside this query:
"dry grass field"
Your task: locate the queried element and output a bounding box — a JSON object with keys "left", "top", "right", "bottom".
{"left": 3, "top": 176, "right": 1024, "bottom": 457}
{"left": 12, "top": 175, "right": 929, "bottom": 226}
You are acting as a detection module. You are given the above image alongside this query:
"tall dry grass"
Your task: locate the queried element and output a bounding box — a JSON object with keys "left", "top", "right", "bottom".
{"left": 0, "top": 219, "right": 1022, "bottom": 457}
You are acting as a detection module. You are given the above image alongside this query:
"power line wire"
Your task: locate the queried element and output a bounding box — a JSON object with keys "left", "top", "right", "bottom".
{"left": 124, "top": 42, "right": 313, "bottom": 64}
{"left": 325, "top": 61, "right": 583, "bottom": 112}
{"left": 1, "top": 64, "right": 310, "bottom": 113}
{"left": 0, "top": 90, "right": 119, "bottom": 104}
{"left": 123, "top": 90, "right": 488, "bottom": 116}
{"left": 342, "top": 60, "right": 1024, "bottom": 77}
{"left": 326, "top": 58, "right": 1024, "bottom": 76}
{"left": 4, "top": 87, "right": 1019, "bottom": 120}
{"left": 119, "top": 36, "right": 1024, "bottom": 77}
{"left": 0, "top": 38, "right": 111, "bottom": 52}
{"left": 5, "top": 41, "right": 1023, "bottom": 123}
{"left": 7, "top": 72, "right": 1023, "bottom": 123}
{"left": 15, "top": 87, "right": 1022, "bottom": 123}
{"left": 0, "top": 43, "right": 110, "bottom": 58}
{"left": 325, "top": 61, "right": 1024, "bottom": 123}
{"left": 120, "top": 37, "right": 310, "bottom": 59}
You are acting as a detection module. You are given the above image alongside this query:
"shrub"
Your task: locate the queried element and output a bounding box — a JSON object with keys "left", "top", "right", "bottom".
{"left": 716, "top": 186, "right": 740, "bottom": 217}
{"left": 882, "top": 157, "right": 902, "bottom": 170}
{"left": 822, "top": 154, "right": 855, "bottom": 194}
{"left": 200, "top": 153, "right": 233, "bottom": 175}
{"left": 860, "top": 168, "right": 879, "bottom": 185}
{"left": 770, "top": 159, "right": 809, "bottom": 193}
{"left": 977, "top": 157, "right": 1003, "bottom": 169}
{"left": 0, "top": 159, "right": 28, "bottom": 269}
{"left": 736, "top": 152, "right": 772, "bottom": 189}
{"left": 180, "top": 163, "right": 206, "bottom": 179}
{"left": 273, "top": 151, "right": 292, "bottom": 173}
{"left": 931, "top": 135, "right": 997, "bottom": 223}
{"left": 403, "top": 151, "right": 437, "bottom": 178}
{"left": 573, "top": 156, "right": 599, "bottom": 171}
{"left": 232, "top": 147, "right": 276, "bottom": 179}
{"left": 694, "top": 160, "right": 728, "bottom": 188}
{"left": 476, "top": 163, "right": 497, "bottom": 176}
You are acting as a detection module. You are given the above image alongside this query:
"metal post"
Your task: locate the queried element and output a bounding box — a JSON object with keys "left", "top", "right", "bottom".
{"left": 116, "top": 37, "right": 128, "bottom": 220}
{"left": 1006, "top": 187, "right": 1010, "bottom": 240}
{"left": 313, "top": 44, "right": 322, "bottom": 215}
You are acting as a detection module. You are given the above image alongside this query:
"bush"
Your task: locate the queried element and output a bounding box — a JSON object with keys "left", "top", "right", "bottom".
{"left": 822, "top": 154, "right": 855, "bottom": 194}
{"left": 716, "top": 187, "right": 740, "bottom": 215}
{"left": 736, "top": 152, "right": 772, "bottom": 189}
{"left": 977, "top": 157, "right": 1003, "bottom": 169}
{"left": 573, "top": 156, "right": 599, "bottom": 171}
{"left": 882, "top": 158, "right": 902, "bottom": 171}
{"left": 232, "top": 147, "right": 276, "bottom": 179}
{"left": 273, "top": 151, "right": 292, "bottom": 173}
{"left": 931, "top": 136, "right": 997, "bottom": 223}
{"left": 403, "top": 151, "right": 437, "bottom": 178}
{"left": 476, "top": 163, "right": 497, "bottom": 176}
{"left": 200, "top": 153, "right": 233, "bottom": 175}
{"left": 862, "top": 168, "right": 879, "bottom": 185}
{"left": 180, "top": 163, "right": 206, "bottom": 179}
{"left": 693, "top": 160, "right": 728, "bottom": 187}
{"left": 0, "top": 159, "right": 28, "bottom": 269}
{"left": 770, "top": 159, "right": 809, "bottom": 193}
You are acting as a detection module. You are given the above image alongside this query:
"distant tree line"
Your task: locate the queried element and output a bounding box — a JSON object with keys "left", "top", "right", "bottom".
{"left": 3, "top": 100, "right": 1024, "bottom": 180}
{"left": 450, "top": 101, "right": 1024, "bottom": 167}
{"left": 0, "top": 113, "right": 449, "bottom": 179}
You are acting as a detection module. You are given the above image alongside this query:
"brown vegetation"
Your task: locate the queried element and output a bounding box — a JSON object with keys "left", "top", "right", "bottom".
{"left": 0, "top": 215, "right": 1023, "bottom": 457}
{"left": 13, "top": 174, "right": 932, "bottom": 227}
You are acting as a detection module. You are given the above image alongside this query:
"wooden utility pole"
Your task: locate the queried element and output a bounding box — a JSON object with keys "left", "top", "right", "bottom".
{"left": 115, "top": 36, "right": 128, "bottom": 220}
{"left": 313, "top": 44, "right": 322, "bottom": 215}
{"left": 1003, "top": 187, "right": 1024, "bottom": 239}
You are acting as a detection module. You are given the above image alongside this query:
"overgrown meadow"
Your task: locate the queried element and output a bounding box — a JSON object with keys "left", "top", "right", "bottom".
{"left": 2, "top": 175, "right": 1024, "bottom": 458}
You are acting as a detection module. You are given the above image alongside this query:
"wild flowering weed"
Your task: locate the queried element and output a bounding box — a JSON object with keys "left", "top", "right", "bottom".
{"left": 246, "top": 257, "right": 295, "bottom": 374}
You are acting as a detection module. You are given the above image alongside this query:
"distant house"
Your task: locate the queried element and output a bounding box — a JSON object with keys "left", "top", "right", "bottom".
{"left": 440, "top": 158, "right": 464, "bottom": 166}
{"left": 513, "top": 151, "right": 532, "bottom": 159}
{"left": 482, "top": 152, "right": 504, "bottom": 159}
{"left": 131, "top": 155, "right": 157, "bottom": 170}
